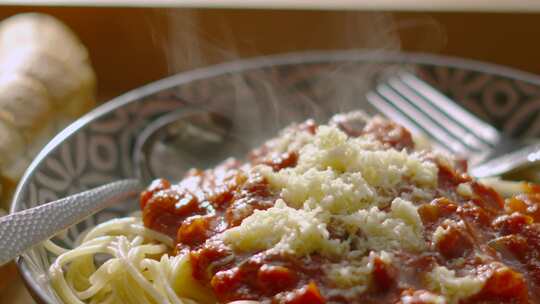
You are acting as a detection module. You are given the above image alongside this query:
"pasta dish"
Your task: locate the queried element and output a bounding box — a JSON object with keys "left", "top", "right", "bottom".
{"left": 45, "top": 112, "right": 540, "bottom": 303}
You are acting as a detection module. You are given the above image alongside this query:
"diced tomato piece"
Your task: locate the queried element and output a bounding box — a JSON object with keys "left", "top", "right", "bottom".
{"left": 208, "top": 186, "right": 235, "bottom": 207}
{"left": 177, "top": 215, "right": 213, "bottom": 247}
{"left": 525, "top": 183, "right": 540, "bottom": 194}
{"left": 506, "top": 193, "right": 540, "bottom": 222}
{"left": 257, "top": 265, "right": 297, "bottom": 293}
{"left": 140, "top": 178, "right": 170, "bottom": 209}
{"left": 225, "top": 175, "right": 275, "bottom": 227}
{"left": 435, "top": 226, "right": 473, "bottom": 259}
{"left": 489, "top": 235, "right": 528, "bottom": 260}
{"left": 472, "top": 182, "right": 504, "bottom": 213}
{"left": 473, "top": 266, "right": 528, "bottom": 302}
{"left": 372, "top": 257, "right": 397, "bottom": 292}
{"left": 264, "top": 151, "right": 298, "bottom": 172}
{"left": 142, "top": 206, "right": 184, "bottom": 238}
{"left": 211, "top": 267, "right": 241, "bottom": 295}
{"left": 142, "top": 193, "right": 201, "bottom": 237}
{"left": 418, "top": 198, "right": 458, "bottom": 224}
{"left": 190, "top": 244, "right": 232, "bottom": 282}
{"left": 493, "top": 213, "right": 533, "bottom": 235}
{"left": 506, "top": 197, "right": 528, "bottom": 214}
{"left": 299, "top": 119, "right": 317, "bottom": 135}
{"left": 437, "top": 164, "right": 470, "bottom": 189}
{"left": 360, "top": 116, "right": 414, "bottom": 150}
{"left": 284, "top": 282, "right": 325, "bottom": 304}
{"left": 458, "top": 202, "right": 493, "bottom": 227}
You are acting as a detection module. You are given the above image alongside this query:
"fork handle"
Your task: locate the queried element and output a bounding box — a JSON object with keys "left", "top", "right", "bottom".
{"left": 470, "top": 143, "right": 540, "bottom": 178}
{"left": 0, "top": 179, "right": 142, "bottom": 266}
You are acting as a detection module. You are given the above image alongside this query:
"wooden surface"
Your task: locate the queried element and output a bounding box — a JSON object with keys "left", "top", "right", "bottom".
{"left": 1, "top": 0, "right": 540, "bottom": 12}
{"left": 0, "top": 7, "right": 540, "bottom": 303}
{"left": 0, "top": 8, "right": 536, "bottom": 101}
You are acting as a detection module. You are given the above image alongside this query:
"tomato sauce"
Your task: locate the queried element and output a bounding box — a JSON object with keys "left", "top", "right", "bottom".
{"left": 141, "top": 117, "right": 540, "bottom": 303}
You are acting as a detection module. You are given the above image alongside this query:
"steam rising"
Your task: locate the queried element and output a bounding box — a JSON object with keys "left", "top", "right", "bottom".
{"left": 150, "top": 10, "right": 443, "bottom": 149}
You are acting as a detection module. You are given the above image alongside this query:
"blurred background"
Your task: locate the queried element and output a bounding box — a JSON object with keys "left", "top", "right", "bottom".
{"left": 0, "top": 2, "right": 539, "bottom": 303}
{"left": 0, "top": 6, "right": 536, "bottom": 102}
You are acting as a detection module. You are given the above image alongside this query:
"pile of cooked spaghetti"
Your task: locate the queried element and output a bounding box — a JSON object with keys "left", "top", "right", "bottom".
{"left": 46, "top": 112, "right": 540, "bottom": 304}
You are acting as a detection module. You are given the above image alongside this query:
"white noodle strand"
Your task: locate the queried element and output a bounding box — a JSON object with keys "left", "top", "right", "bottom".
{"left": 46, "top": 216, "right": 198, "bottom": 304}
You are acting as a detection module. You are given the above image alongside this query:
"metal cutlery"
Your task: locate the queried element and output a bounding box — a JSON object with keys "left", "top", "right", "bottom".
{"left": 367, "top": 71, "right": 540, "bottom": 178}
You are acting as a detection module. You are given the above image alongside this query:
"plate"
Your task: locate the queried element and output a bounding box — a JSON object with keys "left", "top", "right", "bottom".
{"left": 12, "top": 50, "right": 540, "bottom": 303}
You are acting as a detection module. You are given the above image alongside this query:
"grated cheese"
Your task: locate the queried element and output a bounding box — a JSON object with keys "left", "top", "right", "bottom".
{"left": 339, "top": 198, "right": 426, "bottom": 254}
{"left": 325, "top": 251, "right": 393, "bottom": 291}
{"left": 261, "top": 165, "right": 374, "bottom": 213}
{"left": 427, "top": 266, "right": 485, "bottom": 304}
{"left": 260, "top": 121, "right": 315, "bottom": 155}
{"left": 391, "top": 197, "right": 423, "bottom": 230}
{"left": 457, "top": 183, "right": 473, "bottom": 197}
{"left": 223, "top": 119, "right": 446, "bottom": 298}
{"left": 432, "top": 225, "right": 451, "bottom": 245}
{"left": 297, "top": 126, "right": 438, "bottom": 187}
{"left": 229, "top": 124, "right": 434, "bottom": 259}
{"left": 221, "top": 200, "right": 345, "bottom": 257}
{"left": 261, "top": 125, "right": 438, "bottom": 215}
{"left": 401, "top": 292, "right": 446, "bottom": 304}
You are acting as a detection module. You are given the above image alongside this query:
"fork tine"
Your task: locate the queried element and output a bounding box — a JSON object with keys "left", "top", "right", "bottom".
{"left": 398, "top": 73, "right": 500, "bottom": 145}
{"left": 367, "top": 85, "right": 470, "bottom": 156}
{"left": 365, "top": 92, "right": 424, "bottom": 136}
{"left": 386, "top": 77, "right": 491, "bottom": 152}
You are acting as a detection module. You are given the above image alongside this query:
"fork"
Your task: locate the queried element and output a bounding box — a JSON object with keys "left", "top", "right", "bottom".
{"left": 366, "top": 71, "right": 540, "bottom": 178}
